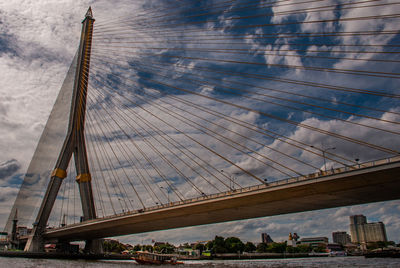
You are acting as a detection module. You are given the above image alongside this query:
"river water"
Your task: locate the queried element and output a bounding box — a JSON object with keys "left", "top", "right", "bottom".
{"left": 1, "top": 256, "right": 400, "bottom": 267}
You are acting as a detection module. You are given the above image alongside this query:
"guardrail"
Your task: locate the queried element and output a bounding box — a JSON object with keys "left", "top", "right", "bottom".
{"left": 48, "top": 156, "right": 400, "bottom": 230}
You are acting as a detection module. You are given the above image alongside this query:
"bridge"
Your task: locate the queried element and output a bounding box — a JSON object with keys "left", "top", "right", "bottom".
{"left": 44, "top": 157, "right": 400, "bottom": 241}
{"left": 4, "top": 1, "right": 400, "bottom": 253}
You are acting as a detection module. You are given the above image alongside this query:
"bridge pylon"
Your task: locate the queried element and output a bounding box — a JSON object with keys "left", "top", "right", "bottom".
{"left": 25, "top": 7, "right": 100, "bottom": 253}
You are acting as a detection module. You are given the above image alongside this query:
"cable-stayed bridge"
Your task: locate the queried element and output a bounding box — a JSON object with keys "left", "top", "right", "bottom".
{"left": 4, "top": 1, "right": 400, "bottom": 253}
{"left": 44, "top": 157, "right": 400, "bottom": 241}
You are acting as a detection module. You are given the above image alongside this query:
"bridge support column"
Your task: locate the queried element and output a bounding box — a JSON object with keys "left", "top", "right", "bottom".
{"left": 25, "top": 7, "right": 98, "bottom": 253}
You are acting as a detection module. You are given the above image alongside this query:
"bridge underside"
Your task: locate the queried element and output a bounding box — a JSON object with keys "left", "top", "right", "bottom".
{"left": 44, "top": 161, "right": 400, "bottom": 242}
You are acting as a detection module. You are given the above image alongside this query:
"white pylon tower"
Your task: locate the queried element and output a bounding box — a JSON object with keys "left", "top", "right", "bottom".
{"left": 25, "top": 7, "right": 99, "bottom": 253}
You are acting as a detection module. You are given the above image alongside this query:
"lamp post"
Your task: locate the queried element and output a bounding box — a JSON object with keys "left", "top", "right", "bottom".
{"left": 311, "top": 145, "right": 336, "bottom": 172}
{"left": 160, "top": 186, "right": 170, "bottom": 203}
{"left": 220, "top": 169, "right": 235, "bottom": 191}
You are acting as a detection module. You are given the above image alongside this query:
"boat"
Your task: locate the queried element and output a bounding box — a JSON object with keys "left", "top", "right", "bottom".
{"left": 133, "top": 251, "right": 183, "bottom": 265}
{"left": 364, "top": 249, "right": 400, "bottom": 258}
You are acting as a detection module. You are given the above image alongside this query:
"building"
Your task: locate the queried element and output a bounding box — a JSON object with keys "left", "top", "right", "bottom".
{"left": 261, "top": 233, "right": 273, "bottom": 244}
{"left": 349, "top": 215, "right": 387, "bottom": 243}
{"left": 17, "top": 226, "right": 30, "bottom": 237}
{"left": 0, "top": 232, "right": 8, "bottom": 250}
{"left": 349, "top": 215, "right": 367, "bottom": 243}
{"left": 362, "top": 222, "right": 387, "bottom": 242}
{"left": 299, "top": 237, "right": 329, "bottom": 248}
{"left": 332, "top": 231, "right": 351, "bottom": 245}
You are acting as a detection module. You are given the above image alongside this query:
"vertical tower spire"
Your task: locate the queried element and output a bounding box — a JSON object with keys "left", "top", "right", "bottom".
{"left": 25, "top": 7, "right": 97, "bottom": 253}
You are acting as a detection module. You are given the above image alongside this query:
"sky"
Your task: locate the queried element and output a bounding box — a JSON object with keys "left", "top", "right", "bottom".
{"left": 1, "top": 0, "right": 400, "bottom": 246}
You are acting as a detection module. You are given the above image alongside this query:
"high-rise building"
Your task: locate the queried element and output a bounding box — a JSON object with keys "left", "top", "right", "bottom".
{"left": 332, "top": 231, "right": 351, "bottom": 245}
{"left": 349, "top": 215, "right": 387, "bottom": 243}
{"left": 362, "top": 222, "right": 387, "bottom": 242}
{"left": 261, "top": 233, "right": 273, "bottom": 244}
{"left": 349, "top": 215, "right": 367, "bottom": 243}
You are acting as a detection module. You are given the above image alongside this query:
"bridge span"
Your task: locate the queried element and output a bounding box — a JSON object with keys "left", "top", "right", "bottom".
{"left": 44, "top": 157, "right": 400, "bottom": 242}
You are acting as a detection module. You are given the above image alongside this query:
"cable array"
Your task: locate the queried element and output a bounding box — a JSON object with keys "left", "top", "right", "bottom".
{"left": 50, "top": 0, "right": 400, "bottom": 223}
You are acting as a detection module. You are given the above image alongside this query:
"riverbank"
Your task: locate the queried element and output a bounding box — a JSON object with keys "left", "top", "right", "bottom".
{"left": 178, "top": 252, "right": 329, "bottom": 260}
{"left": 0, "top": 251, "right": 131, "bottom": 260}
{"left": 2, "top": 250, "right": 398, "bottom": 261}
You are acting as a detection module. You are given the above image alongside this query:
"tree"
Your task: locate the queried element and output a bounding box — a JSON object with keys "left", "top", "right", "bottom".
{"left": 286, "top": 246, "right": 299, "bottom": 253}
{"left": 154, "top": 243, "right": 175, "bottom": 254}
{"left": 314, "top": 245, "right": 327, "bottom": 253}
{"left": 256, "top": 242, "right": 268, "bottom": 253}
{"left": 102, "top": 240, "right": 127, "bottom": 253}
{"left": 143, "top": 245, "right": 154, "bottom": 252}
{"left": 194, "top": 243, "right": 205, "bottom": 255}
{"left": 296, "top": 244, "right": 312, "bottom": 253}
{"left": 212, "top": 236, "right": 227, "bottom": 253}
{"left": 243, "top": 242, "right": 256, "bottom": 253}
{"left": 267, "top": 242, "right": 287, "bottom": 253}
{"left": 224, "top": 237, "right": 245, "bottom": 253}
{"left": 205, "top": 240, "right": 214, "bottom": 251}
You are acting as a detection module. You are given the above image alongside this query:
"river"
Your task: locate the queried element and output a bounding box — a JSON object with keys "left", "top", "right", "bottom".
{"left": 1, "top": 256, "right": 400, "bottom": 267}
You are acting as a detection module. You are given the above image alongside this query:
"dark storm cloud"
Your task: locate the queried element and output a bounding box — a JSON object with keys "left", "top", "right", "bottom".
{"left": 0, "top": 17, "right": 17, "bottom": 56}
{"left": 0, "top": 159, "right": 20, "bottom": 180}
{"left": 0, "top": 35, "right": 16, "bottom": 55}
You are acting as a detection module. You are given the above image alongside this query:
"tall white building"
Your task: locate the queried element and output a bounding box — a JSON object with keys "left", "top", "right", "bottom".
{"left": 349, "top": 215, "right": 387, "bottom": 243}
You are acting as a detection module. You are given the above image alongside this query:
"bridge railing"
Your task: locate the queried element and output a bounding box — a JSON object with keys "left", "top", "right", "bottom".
{"left": 48, "top": 156, "right": 400, "bottom": 229}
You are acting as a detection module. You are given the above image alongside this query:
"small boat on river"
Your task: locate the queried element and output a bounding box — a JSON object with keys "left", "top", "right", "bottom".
{"left": 133, "top": 251, "right": 183, "bottom": 265}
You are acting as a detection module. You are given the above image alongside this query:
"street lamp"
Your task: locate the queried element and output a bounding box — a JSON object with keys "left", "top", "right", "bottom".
{"left": 220, "top": 169, "right": 234, "bottom": 191}
{"left": 160, "top": 186, "right": 170, "bottom": 203}
{"left": 311, "top": 145, "right": 336, "bottom": 172}
{"left": 118, "top": 198, "right": 125, "bottom": 213}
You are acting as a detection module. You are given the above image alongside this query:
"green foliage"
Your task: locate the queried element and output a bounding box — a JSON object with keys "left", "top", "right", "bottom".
{"left": 102, "top": 240, "right": 127, "bottom": 253}
{"left": 212, "top": 236, "right": 227, "bottom": 253}
{"left": 143, "top": 245, "right": 154, "bottom": 252}
{"left": 154, "top": 243, "right": 175, "bottom": 254}
{"left": 243, "top": 242, "right": 256, "bottom": 253}
{"left": 182, "top": 243, "right": 190, "bottom": 248}
{"left": 207, "top": 235, "right": 246, "bottom": 254}
{"left": 224, "top": 237, "right": 245, "bottom": 253}
{"left": 205, "top": 240, "right": 214, "bottom": 251}
{"left": 296, "top": 244, "right": 312, "bottom": 253}
{"left": 194, "top": 243, "right": 205, "bottom": 254}
{"left": 314, "top": 245, "right": 327, "bottom": 253}
{"left": 256, "top": 242, "right": 289, "bottom": 253}
{"left": 286, "top": 246, "right": 298, "bottom": 253}
{"left": 256, "top": 242, "right": 268, "bottom": 253}
{"left": 267, "top": 242, "right": 287, "bottom": 253}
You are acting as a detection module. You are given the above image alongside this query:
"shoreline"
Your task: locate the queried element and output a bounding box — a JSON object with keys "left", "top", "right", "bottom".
{"left": 2, "top": 250, "right": 398, "bottom": 260}
{"left": 0, "top": 251, "right": 330, "bottom": 260}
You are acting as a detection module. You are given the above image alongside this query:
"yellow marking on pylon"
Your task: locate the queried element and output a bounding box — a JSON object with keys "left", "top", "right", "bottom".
{"left": 51, "top": 168, "right": 67, "bottom": 179}
{"left": 76, "top": 173, "right": 92, "bottom": 183}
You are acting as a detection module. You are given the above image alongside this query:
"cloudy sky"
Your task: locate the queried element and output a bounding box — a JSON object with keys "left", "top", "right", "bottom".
{"left": 1, "top": 0, "right": 400, "bottom": 246}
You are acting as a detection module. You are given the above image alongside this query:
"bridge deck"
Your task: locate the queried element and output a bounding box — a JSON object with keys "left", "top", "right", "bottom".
{"left": 44, "top": 158, "right": 400, "bottom": 241}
